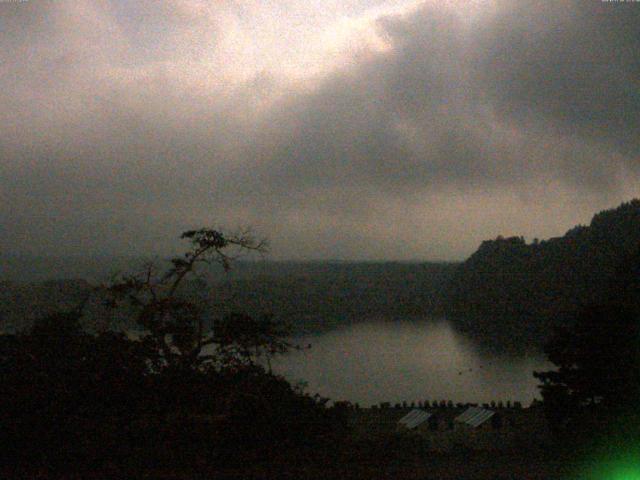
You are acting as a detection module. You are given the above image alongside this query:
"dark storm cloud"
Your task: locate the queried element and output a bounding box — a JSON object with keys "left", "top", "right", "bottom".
{"left": 477, "top": 1, "right": 640, "bottom": 158}
{"left": 1, "top": 1, "right": 638, "bottom": 259}
{"left": 239, "top": 6, "right": 500, "bottom": 208}
{"left": 243, "top": 1, "right": 635, "bottom": 202}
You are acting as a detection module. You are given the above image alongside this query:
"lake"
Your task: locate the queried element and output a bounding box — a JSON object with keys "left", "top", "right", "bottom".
{"left": 271, "top": 319, "right": 550, "bottom": 407}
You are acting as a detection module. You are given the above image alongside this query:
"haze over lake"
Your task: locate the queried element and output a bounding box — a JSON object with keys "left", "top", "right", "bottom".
{"left": 272, "top": 319, "right": 549, "bottom": 407}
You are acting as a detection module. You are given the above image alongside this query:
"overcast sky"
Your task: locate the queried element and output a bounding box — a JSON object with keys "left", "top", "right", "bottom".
{"left": 1, "top": 0, "right": 638, "bottom": 260}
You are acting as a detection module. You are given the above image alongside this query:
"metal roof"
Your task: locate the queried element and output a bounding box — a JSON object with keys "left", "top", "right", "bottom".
{"left": 398, "top": 409, "right": 432, "bottom": 429}
{"left": 455, "top": 407, "right": 495, "bottom": 428}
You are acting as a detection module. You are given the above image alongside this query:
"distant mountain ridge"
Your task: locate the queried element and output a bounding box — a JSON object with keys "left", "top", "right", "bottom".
{"left": 445, "top": 199, "right": 640, "bottom": 349}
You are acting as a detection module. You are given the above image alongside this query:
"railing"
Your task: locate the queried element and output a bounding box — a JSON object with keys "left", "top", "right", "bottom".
{"left": 339, "top": 400, "right": 524, "bottom": 410}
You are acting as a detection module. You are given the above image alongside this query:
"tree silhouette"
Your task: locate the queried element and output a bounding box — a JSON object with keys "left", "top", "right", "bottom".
{"left": 0, "top": 228, "right": 346, "bottom": 475}
{"left": 534, "top": 246, "right": 640, "bottom": 438}
{"left": 104, "top": 228, "right": 285, "bottom": 371}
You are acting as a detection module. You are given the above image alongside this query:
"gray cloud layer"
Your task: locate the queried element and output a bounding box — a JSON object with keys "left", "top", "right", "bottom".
{"left": 1, "top": 1, "right": 638, "bottom": 260}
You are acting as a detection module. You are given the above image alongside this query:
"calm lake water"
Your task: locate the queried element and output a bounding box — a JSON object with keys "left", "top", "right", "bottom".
{"left": 271, "top": 319, "right": 550, "bottom": 407}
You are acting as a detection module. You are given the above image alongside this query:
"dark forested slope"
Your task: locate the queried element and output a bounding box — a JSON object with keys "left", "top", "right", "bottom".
{"left": 445, "top": 199, "right": 640, "bottom": 349}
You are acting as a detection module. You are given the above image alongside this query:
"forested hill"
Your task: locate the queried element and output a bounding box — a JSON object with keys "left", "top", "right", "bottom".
{"left": 445, "top": 199, "right": 640, "bottom": 349}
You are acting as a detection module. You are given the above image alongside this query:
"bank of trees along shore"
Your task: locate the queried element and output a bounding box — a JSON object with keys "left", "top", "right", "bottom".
{"left": 446, "top": 199, "right": 640, "bottom": 351}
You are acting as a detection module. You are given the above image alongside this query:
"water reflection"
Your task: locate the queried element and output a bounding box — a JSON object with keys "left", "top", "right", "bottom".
{"left": 271, "top": 319, "right": 549, "bottom": 407}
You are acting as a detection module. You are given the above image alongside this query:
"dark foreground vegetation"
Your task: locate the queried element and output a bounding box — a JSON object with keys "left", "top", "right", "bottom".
{"left": 1, "top": 319, "right": 348, "bottom": 477}
{"left": 3, "top": 308, "right": 637, "bottom": 480}
{"left": 533, "top": 236, "right": 640, "bottom": 474}
{"left": 1, "top": 229, "right": 350, "bottom": 478}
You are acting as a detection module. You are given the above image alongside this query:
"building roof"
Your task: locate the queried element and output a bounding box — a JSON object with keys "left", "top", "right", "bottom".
{"left": 398, "top": 409, "right": 432, "bottom": 429}
{"left": 455, "top": 407, "right": 495, "bottom": 428}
